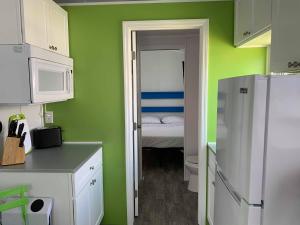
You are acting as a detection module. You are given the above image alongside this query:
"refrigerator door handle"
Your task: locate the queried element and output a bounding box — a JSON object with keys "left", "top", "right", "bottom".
{"left": 217, "top": 168, "right": 242, "bottom": 205}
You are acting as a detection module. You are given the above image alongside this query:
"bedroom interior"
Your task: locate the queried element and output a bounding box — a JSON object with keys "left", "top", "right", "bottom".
{"left": 134, "top": 29, "right": 200, "bottom": 224}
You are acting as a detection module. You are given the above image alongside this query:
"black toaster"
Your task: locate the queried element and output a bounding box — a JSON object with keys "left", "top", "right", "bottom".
{"left": 33, "top": 127, "right": 62, "bottom": 149}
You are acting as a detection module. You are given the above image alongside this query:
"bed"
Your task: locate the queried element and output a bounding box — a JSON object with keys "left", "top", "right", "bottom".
{"left": 141, "top": 91, "right": 184, "bottom": 149}
{"left": 142, "top": 123, "right": 184, "bottom": 148}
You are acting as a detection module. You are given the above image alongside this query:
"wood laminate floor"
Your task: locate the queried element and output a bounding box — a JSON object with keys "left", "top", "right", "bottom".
{"left": 134, "top": 149, "right": 198, "bottom": 225}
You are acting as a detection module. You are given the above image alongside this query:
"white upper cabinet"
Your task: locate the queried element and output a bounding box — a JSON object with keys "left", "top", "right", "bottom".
{"left": 234, "top": 0, "right": 252, "bottom": 45}
{"left": 0, "top": 0, "right": 22, "bottom": 44}
{"left": 22, "top": 0, "right": 48, "bottom": 50}
{"left": 252, "top": 0, "right": 271, "bottom": 34}
{"left": 270, "top": 0, "right": 300, "bottom": 73}
{"left": 46, "top": 0, "right": 69, "bottom": 56}
{"left": 0, "top": 0, "right": 69, "bottom": 56}
{"left": 235, "top": 0, "right": 271, "bottom": 47}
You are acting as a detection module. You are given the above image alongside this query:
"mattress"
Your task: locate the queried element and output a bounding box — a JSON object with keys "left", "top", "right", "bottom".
{"left": 142, "top": 123, "right": 184, "bottom": 137}
{"left": 142, "top": 136, "right": 184, "bottom": 148}
{"left": 142, "top": 123, "right": 184, "bottom": 148}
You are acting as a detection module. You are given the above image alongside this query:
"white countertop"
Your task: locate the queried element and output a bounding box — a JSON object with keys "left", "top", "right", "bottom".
{"left": 207, "top": 142, "right": 216, "bottom": 154}
{"left": 0, "top": 142, "right": 102, "bottom": 173}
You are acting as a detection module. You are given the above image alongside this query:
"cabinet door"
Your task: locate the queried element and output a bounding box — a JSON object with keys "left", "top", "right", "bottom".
{"left": 0, "top": 0, "right": 23, "bottom": 44}
{"left": 270, "top": 0, "right": 300, "bottom": 73}
{"left": 47, "top": 0, "right": 69, "bottom": 56}
{"left": 234, "top": 0, "right": 252, "bottom": 45}
{"left": 22, "top": 0, "right": 48, "bottom": 49}
{"left": 207, "top": 169, "right": 215, "bottom": 225}
{"left": 252, "top": 0, "right": 271, "bottom": 34}
{"left": 74, "top": 183, "right": 91, "bottom": 225}
{"left": 90, "top": 167, "right": 104, "bottom": 225}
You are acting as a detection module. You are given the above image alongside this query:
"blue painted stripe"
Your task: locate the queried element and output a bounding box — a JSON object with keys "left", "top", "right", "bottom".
{"left": 142, "top": 107, "right": 184, "bottom": 113}
{"left": 141, "top": 92, "right": 184, "bottom": 99}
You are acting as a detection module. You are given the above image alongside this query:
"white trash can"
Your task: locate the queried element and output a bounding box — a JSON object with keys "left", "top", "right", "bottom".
{"left": 2, "top": 197, "right": 53, "bottom": 225}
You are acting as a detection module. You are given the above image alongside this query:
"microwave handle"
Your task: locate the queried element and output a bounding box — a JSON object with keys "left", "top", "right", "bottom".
{"left": 66, "top": 70, "right": 72, "bottom": 92}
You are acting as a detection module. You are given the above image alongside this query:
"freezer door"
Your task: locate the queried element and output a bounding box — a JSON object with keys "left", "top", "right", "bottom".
{"left": 214, "top": 171, "right": 262, "bottom": 225}
{"left": 216, "top": 76, "right": 267, "bottom": 204}
{"left": 263, "top": 75, "right": 300, "bottom": 225}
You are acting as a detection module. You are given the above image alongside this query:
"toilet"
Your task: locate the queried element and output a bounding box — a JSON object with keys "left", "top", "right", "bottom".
{"left": 185, "top": 155, "right": 198, "bottom": 192}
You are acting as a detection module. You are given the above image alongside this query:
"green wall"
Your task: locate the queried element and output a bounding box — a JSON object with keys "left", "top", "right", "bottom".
{"left": 47, "top": 2, "right": 266, "bottom": 225}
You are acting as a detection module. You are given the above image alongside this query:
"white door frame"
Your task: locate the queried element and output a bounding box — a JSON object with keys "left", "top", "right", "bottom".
{"left": 123, "top": 19, "right": 209, "bottom": 225}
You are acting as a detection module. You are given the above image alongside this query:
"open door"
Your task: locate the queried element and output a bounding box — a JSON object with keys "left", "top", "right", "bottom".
{"left": 131, "top": 31, "right": 140, "bottom": 217}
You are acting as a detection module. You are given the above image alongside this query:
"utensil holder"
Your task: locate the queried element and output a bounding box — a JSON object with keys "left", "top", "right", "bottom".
{"left": 1, "top": 137, "right": 25, "bottom": 166}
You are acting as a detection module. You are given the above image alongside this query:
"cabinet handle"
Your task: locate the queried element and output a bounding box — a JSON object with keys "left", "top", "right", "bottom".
{"left": 48, "top": 45, "right": 57, "bottom": 51}
{"left": 90, "top": 166, "right": 95, "bottom": 170}
{"left": 243, "top": 31, "right": 251, "bottom": 36}
{"left": 212, "top": 181, "right": 215, "bottom": 187}
{"left": 288, "top": 61, "right": 300, "bottom": 68}
{"left": 90, "top": 179, "right": 97, "bottom": 186}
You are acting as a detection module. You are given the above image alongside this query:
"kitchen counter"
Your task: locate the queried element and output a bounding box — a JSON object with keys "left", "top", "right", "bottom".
{"left": 208, "top": 142, "right": 216, "bottom": 154}
{"left": 0, "top": 142, "right": 102, "bottom": 173}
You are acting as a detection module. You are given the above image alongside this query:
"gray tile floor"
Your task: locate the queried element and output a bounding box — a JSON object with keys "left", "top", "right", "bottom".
{"left": 134, "top": 149, "right": 198, "bottom": 225}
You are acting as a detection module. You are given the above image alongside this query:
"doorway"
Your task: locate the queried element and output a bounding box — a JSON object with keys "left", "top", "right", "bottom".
{"left": 123, "top": 19, "right": 209, "bottom": 225}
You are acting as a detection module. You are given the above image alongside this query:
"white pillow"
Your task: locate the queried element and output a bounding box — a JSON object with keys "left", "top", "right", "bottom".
{"left": 161, "top": 115, "right": 184, "bottom": 124}
{"left": 142, "top": 116, "right": 161, "bottom": 124}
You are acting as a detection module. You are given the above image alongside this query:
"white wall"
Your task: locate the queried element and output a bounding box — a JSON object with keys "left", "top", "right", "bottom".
{"left": 0, "top": 105, "right": 43, "bottom": 154}
{"left": 140, "top": 50, "right": 185, "bottom": 92}
{"left": 140, "top": 49, "right": 185, "bottom": 111}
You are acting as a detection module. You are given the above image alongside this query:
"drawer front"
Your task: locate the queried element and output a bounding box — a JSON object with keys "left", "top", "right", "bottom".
{"left": 73, "top": 149, "right": 102, "bottom": 196}
{"left": 208, "top": 169, "right": 215, "bottom": 225}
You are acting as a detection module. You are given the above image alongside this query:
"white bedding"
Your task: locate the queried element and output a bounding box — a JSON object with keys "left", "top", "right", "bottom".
{"left": 142, "top": 123, "right": 184, "bottom": 137}
{"left": 142, "top": 123, "right": 184, "bottom": 148}
{"left": 142, "top": 136, "right": 184, "bottom": 148}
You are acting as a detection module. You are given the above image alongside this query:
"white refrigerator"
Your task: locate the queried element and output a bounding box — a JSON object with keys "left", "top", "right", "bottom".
{"left": 214, "top": 75, "right": 300, "bottom": 225}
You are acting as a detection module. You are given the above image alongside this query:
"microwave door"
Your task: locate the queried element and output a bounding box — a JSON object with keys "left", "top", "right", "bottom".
{"left": 30, "top": 58, "right": 73, "bottom": 103}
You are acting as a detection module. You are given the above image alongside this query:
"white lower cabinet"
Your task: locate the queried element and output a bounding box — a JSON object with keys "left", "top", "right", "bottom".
{"left": 74, "top": 167, "right": 103, "bottom": 225}
{"left": 207, "top": 169, "right": 215, "bottom": 225}
{"left": 207, "top": 148, "right": 216, "bottom": 225}
{"left": 90, "top": 168, "right": 104, "bottom": 225}
{"left": 0, "top": 148, "right": 104, "bottom": 225}
{"left": 75, "top": 182, "right": 91, "bottom": 225}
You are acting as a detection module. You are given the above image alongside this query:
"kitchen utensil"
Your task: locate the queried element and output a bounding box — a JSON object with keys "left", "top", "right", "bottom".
{"left": 8, "top": 121, "right": 18, "bottom": 137}
{"left": 8, "top": 121, "right": 14, "bottom": 137}
{"left": 9, "top": 114, "right": 32, "bottom": 154}
{"left": 17, "top": 123, "right": 24, "bottom": 138}
{"left": 19, "top": 132, "right": 26, "bottom": 148}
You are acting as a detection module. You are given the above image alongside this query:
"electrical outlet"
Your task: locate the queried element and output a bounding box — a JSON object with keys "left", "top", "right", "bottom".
{"left": 45, "top": 111, "right": 54, "bottom": 124}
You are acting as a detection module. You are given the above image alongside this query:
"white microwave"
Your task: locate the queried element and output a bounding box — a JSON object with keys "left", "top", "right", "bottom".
{"left": 0, "top": 44, "right": 74, "bottom": 104}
